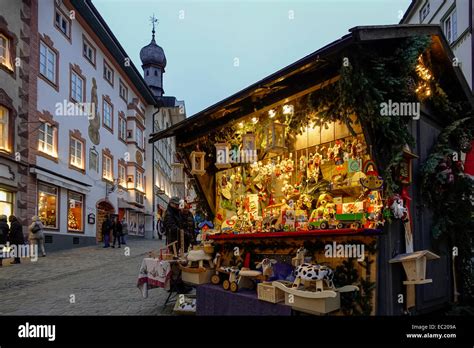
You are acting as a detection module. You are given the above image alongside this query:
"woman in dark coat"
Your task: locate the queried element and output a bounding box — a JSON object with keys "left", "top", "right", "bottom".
{"left": 9, "top": 215, "right": 24, "bottom": 264}
{"left": 0, "top": 215, "right": 9, "bottom": 267}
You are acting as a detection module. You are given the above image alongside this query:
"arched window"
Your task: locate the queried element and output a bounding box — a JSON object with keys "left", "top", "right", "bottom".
{"left": 154, "top": 70, "right": 158, "bottom": 76}
{"left": 146, "top": 70, "right": 149, "bottom": 76}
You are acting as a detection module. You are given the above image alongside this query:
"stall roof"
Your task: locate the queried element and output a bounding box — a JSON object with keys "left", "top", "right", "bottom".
{"left": 149, "top": 24, "right": 474, "bottom": 143}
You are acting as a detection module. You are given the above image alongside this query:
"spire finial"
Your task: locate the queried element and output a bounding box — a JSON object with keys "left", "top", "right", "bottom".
{"left": 150, "top": 14, "right": 158, "bottom": 42}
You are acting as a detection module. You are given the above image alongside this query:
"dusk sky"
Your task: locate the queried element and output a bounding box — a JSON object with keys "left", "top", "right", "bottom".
{"left": 94, "top": 0, "right": 412, "bottom": 116}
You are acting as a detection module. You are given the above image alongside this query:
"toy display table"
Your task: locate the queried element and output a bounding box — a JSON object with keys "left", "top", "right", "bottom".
{"left": 196, "top": 283, "right": 291, "bottom": 316}
{"left": 208, "top": 228, "right": 382, "bottom": 240}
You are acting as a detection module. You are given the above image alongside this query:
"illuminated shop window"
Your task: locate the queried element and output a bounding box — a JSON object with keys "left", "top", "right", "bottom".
{"left": 68, "top": 191, "right": 83, "bottom": 232}
{"left": 38, "top": 183, "right": 58, "bottom": 229}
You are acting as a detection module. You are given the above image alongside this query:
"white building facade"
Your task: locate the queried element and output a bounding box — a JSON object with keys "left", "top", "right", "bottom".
{"left": 401, "top": 0, "right": 473, "bottom": 88}
{"left": 31, "top": 0, "right": 184, "bottom": 249}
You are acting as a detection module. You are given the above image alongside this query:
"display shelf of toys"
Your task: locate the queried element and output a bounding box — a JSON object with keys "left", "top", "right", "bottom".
{"left": 204, "top": 108, "right": 387, "bottom": 240}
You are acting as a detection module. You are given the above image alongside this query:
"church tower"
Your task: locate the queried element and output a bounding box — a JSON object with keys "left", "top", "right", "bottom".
{"left": 140, "top": 15, "right": 166, "bottom": 98}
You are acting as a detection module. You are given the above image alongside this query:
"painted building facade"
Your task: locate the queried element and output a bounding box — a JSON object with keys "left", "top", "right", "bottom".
{"left": 0, "top": 0, "right": 38, "bottom": 235}
{"left": 0, "top": 0, "right": 186, "bottom": 250}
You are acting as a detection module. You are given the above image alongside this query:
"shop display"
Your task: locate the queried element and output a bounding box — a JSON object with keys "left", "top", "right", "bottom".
{"left": 148, "top": 32, "right": 474, "bottom": 316}
{"left": 209, "top": 109, "right": 384, "bottom": 236}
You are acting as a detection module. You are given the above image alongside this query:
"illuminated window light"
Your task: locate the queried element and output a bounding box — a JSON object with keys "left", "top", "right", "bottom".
{"left": 268, "top": 109, "right": 276, "bottom": 118}
{"left": 282, "top": 104, "right": 294, "bottom": 115}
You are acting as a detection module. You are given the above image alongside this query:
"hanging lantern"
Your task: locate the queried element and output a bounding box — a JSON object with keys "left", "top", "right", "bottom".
{"left": 171, "top": 162, "right": 184, "bottom": 183}
{"left": 214, "top": 143, "right": 231, "bottom": 169}
{"left": 242, "top": 133, "right": 257, "bottom": 163}
{"left": 265, "top": 121, "right": 287, "bottom": 154}
{"left": 190, "top": 151, "right": 206, "bottom": 175}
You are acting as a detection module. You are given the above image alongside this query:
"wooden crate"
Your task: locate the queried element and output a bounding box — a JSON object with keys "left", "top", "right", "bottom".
{"left": 182, "top": 268, "right": 213, "bottom": 285}
{"left": 257, "top": 282, "right": 287, "bottom": 303}
{"left": 284, "top": 292, "right": 341, "bottom": 315}
{"left": 173, "top": 295, "right": 196, "bottom": 315}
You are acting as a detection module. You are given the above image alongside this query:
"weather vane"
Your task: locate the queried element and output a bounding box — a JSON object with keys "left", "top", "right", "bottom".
{"left": 150, "top": 14, "right": 158, "bottom": 40}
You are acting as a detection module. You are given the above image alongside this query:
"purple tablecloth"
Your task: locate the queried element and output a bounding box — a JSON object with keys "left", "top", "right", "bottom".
{"left": 196, "top": 284, "right": 291, "bottom": 316}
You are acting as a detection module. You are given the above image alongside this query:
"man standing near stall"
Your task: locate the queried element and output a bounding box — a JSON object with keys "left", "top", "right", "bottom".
{"left": 163, "top": 197, "right": 181, "bottom": 248}
{"left": 163, "top": 196, "right": 192, "bottom": 293}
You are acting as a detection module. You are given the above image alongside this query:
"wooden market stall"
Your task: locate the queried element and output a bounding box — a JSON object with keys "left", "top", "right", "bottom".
{"left": 150, "top": 25, "right": 474, "bottom": 315}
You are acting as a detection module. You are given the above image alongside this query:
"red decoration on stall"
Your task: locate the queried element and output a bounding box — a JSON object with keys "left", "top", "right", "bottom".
{"left": 244, "top": 252, "right": 251, "bottom": 268}
{"left": 464, "top": 140, "right": 474, "bottom": 175}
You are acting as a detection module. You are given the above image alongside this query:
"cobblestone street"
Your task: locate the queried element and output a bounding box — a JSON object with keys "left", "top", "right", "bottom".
{"left": 0, "top": 238, "right": 178, "bottom": 315}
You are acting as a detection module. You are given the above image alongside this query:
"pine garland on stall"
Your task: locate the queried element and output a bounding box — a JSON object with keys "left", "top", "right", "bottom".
{"left": 421, "top": 117, "right": 474, "bottom": 306}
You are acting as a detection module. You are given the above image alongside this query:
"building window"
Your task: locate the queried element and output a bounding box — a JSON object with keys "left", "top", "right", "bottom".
{"left": 0, "top": 106, "right": 10, "bottom": 152}
{"left": 39, "top": 41, "right": 57, "bottom": 85}
{"left": 136, "top": 127, "right": 144, "bottom": 148}
{"left": 38, "top": 122, "right": 57, "bottom": 157}
{"left": 118, "top": 163, "right": 126, "bottom": 187}
{"left": 103, "top": 60, "right": 114, "bottom": 86}
{"left": 0, "top": 33, "right": 12, "bottom": 70}
{"left": 136, "top": 170, "right": 143, "bottom": 191}
{"left": 54, "top": 7, "right": 71, "bottom": 39}
{"left": 103, "top": 98, "right": 113, "bottom": 131}
{"left": 444, "top": 8, "right": 457, "bottom": 44}
{"left": 135, "top": 192, "right": 144, "bottom": 205}
{"left": 119, "top": 80, "right": 128, "bottom": 103}
{"left": 89, "top": 147, "right": 99, "bottom": 172}
{"left": 119, "top": 115, "right": 126, "bottom": 141}
{"left": 0, "top": 189, "right": 13, "bottom": 218}
{"left": 67, "top": 191, "right": 84, "bottom": 232}
{"left": 70, "top": 68, "right": 85, "bottom": 103}
{"left": 419, "top": 2, "right": 430, "bottom": 22}
{"left": 103, "top": 153, "right": 113, "bottom": 181}
{"left": 38, "top": 183, "right": 58, "bottom": 229}
{"left": 82, "top": 36, "right": 96, "bottom": 67}
{"left": 69, "top": 137, "right": 84, "bottom": 170}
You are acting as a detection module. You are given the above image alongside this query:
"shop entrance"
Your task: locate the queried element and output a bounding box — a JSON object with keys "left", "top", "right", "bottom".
{"left": 96, "top": 200, "right": 115, "bottom": 242}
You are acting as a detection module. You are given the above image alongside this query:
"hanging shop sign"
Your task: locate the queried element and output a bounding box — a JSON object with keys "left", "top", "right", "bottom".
{"left": 88, "top": 213, "right": 96, "bottom": 225}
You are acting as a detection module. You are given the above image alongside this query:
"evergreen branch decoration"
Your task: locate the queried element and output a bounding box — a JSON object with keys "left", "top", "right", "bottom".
{"left": 421, "top": 116, "right": 474, "bottom": 305}
{"left": 287, "top": 37, "right": 433, "bottom": 194}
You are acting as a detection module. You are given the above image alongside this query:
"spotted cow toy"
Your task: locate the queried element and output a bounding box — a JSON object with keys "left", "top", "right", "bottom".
{"left": 292, "top": 263, "right": 335, "bottom": 291}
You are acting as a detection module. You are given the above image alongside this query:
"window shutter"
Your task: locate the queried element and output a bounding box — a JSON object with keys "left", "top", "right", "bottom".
{"left": 452, "top": 10, "right": 457, "bottom": 41}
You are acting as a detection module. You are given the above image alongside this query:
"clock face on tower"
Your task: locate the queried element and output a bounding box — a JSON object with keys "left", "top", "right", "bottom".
{"left": 136, "top": 150, "right": 143, "bottom": 167}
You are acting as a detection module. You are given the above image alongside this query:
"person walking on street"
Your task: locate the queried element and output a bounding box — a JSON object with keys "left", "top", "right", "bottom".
{"left": 102, "top": 215, "right": 112, "bottom": 248}
{"left": 29, "top": 216, "right": 46, "bottom": 257}
{"left": 112, "top": 216, "right": 122, "bottom": 248}
{"left": 8, "top": 215, "right": 24, "bottom": 264}
{"left": 120, "top": 218, "right": 128, "bottom": 245}
{"left": 0, "top": 215, "right": 9, "bottom": 267}
{"left": 156, "top": 217, "right": 164, "bottom": 240}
